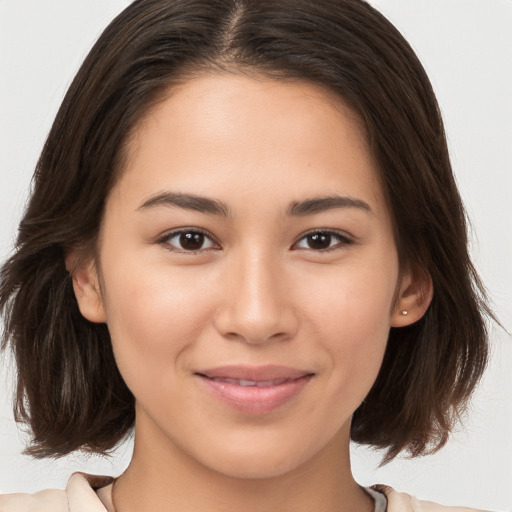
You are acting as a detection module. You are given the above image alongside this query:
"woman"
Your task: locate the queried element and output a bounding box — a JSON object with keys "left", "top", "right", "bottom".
{"left": 0, "top": 0, "right": 498, "bottom": 510}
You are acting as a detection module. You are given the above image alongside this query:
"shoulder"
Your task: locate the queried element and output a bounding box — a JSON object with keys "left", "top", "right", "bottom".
{"left": 0, "top": 488, "right": 68, "bottom": 511}
{"left": 373, "top": 485, "right": 492, "bottom": 512}
{"left": 0, "top": 473, "right": 113, "bottom": 512}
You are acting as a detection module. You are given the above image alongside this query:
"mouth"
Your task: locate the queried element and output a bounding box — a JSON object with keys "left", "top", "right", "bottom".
{"left": 195, "top": 365, "right": 314, "bottom": 415}
{"left": 206, "top": 377, "right": 292, "bottom": 387}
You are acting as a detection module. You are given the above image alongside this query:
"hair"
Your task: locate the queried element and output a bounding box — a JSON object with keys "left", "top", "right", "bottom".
{"left": 0, "top": 0, "right": 490, "bottom": 462}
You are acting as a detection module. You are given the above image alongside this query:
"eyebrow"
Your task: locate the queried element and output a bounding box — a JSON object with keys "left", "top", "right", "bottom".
{"left": 138, "top": 192, "right": 230, "bottom": 216}
{"left": 287, "top": 195, "right": 372, "bottom": 216}
{"left": 137, "top": 192, "right": 372, "bottom": 217}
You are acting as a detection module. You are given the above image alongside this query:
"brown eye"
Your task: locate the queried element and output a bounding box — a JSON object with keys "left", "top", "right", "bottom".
{"left": 294, "top": 230, "right": 352, "bottom": 251}
{"left": 180, "top": 232, "right": 205, "bottom": 250}
{"left": 306, "top": 233, "right": 332, "bottom": 250}
{"left": 162, "top": 230, "right": 217, "bottom": 252}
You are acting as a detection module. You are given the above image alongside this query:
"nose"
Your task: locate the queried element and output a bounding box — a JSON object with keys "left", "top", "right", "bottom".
{"left": 213, "top": 251, "right": 299, "bottom": 344}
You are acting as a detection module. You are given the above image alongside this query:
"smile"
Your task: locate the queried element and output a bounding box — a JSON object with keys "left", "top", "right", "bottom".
{"left": 209, "top": 377, "right": 289, "bottom": 387}
{"left": 195, "top": 365, "right": 314, "bottom": 415}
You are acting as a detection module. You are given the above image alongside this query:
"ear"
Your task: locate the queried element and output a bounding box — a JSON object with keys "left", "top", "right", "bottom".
{"left": 391, "top": 268, "right": 433, "bottom": 327}
{"left": 66, "top": 253, "right": 107, "bottom": 323}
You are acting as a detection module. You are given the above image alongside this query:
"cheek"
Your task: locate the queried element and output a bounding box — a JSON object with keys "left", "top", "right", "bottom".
{"left": 302, "top": 254, "right": 397, "bottom": 333}
{"left": 299, "top": 256, "right": 398, "bottom": 398}
{"left": 99, "top": 258, "right": 217, "bottom": 388}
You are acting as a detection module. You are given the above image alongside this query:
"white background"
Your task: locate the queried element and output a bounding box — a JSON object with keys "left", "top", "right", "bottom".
{"left": 0, "top": 1, "right": 511, "bottom": 510}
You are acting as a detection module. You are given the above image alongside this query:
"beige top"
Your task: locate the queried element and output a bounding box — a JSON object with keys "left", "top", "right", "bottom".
{"left": 0, "top": 473, "right": 489, "bottom": 512}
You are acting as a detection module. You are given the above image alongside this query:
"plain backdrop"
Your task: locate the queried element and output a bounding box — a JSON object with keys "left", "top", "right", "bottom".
{"left": 0, "top": 1, "right": 511, "bottom": 510}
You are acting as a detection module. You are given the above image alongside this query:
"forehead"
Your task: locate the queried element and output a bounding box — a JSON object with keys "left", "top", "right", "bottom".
{"left": 132, "top": 72, "right": 369, "bottom": 154}
{"left": 113, "top": 73, "right": 385, "bottom": 215}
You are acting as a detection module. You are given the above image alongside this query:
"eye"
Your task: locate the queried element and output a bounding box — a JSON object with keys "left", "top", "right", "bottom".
{"left": 159, "top": 229, "right": 219, "bottom": 253}
{"left": 293, "top": 230, "right": 352, "bottom": 251}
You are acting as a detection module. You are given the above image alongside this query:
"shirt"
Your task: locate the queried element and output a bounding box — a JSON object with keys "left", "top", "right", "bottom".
{"left": 0, "top": 472, "right": 489, "bottom": 512}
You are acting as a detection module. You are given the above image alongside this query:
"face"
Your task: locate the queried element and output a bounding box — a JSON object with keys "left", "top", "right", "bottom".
{"left": 74, "top": 74, "right": 424, "bottom": 479}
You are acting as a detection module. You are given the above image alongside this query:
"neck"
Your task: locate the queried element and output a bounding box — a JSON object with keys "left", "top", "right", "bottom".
{"left": 113, "top": 413, "right": 373, "bottom": 512}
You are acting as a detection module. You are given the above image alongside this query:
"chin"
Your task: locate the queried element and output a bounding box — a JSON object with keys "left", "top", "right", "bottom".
{"left": 210, "top": 452, "right": 306, "bottom": 480}
{"left": 191, "top": 431, "right": 326, "bottom": 481}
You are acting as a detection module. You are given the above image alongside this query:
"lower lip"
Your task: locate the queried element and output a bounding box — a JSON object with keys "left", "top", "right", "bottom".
{"left": 197, "top": 375, "right": 313, "bottom": 415}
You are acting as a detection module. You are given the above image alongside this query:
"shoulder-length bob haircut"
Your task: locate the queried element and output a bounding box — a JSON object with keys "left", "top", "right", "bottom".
{"left": 1, "top": 0, "right": 489, "bottom": 461}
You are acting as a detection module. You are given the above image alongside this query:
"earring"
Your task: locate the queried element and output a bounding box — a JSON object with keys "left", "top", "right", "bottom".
{"left": 400, "top": 310, "right": 408, "bottom": 316}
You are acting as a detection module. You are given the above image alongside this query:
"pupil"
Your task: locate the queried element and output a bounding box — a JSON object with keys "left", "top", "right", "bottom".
{"left": 308, "top": 233, "right": 331, "bottom": 249}
{"left": 180, "top": 232, "right": 204, "bottom": 250}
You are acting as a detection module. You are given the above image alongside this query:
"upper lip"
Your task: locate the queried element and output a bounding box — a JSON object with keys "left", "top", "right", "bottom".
{"left": 195, "top": 365, "right": 313, "bottom": 382}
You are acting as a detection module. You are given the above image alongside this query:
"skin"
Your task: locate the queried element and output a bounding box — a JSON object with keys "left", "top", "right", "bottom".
{"left": 72, "top": 73, "right": 432, "bottom": 512}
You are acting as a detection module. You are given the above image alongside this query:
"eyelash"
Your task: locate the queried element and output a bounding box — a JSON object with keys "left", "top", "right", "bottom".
{"left": 157, "top": 228, "right": 220, "bottom": 254}
{"left": 157, "top": 228, "right": 353, "bottom": 254}
{"left": 292, "top": 229, "right": 353, "bottom": 252}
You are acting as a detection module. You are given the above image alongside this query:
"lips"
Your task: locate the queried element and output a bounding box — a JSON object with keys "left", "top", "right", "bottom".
{"left": 208, "top": 377, "right": 289, "bottom": 387}
{"left": 195, "top": 365, "right": 314, "bottom": 415}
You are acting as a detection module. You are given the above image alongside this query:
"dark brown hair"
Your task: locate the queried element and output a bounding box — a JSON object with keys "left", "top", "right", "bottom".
{"left": 0, "top": 0, "right": 489, "bottom": 461}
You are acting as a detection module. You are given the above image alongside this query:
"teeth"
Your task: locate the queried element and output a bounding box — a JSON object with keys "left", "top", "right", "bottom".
{"left": 256, "top": 379, "right": 287, "bottom": 387}
{"left": 240, "top": 380, "right": 258, "bottom": 387}
{"left": 211, "top": 377, "right": 287, "bottom": 387}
